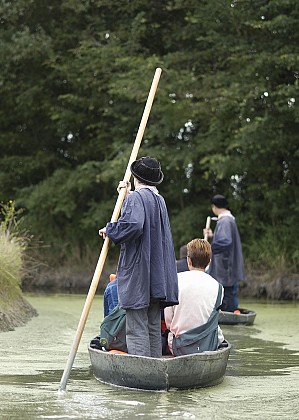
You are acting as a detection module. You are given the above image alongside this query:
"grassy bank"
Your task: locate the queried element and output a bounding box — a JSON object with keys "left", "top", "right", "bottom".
{"left": 20, "top": 252, "right": 299, "bottom": 301}
{"left": 0, "top": 202, "right": 37, "bottom": 332}
{"left": 21, "top": 251, "right": 118, "bottom": 295}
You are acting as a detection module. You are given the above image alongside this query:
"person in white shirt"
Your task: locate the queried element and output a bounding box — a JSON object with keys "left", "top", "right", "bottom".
{"left": 164, "top": 238, "right": 225, "bottom": 355}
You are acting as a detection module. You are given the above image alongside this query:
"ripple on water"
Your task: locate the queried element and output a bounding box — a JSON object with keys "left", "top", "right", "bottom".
{"left": 223, "top": 325, "right": 299, "bottom": 377}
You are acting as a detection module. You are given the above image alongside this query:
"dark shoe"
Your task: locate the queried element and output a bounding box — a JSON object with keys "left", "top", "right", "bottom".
{"left": 218, "top": 340, "right": 229, "bottom": 349}
{"left": 90, "top": 336, "right": 102, "bottom": 350}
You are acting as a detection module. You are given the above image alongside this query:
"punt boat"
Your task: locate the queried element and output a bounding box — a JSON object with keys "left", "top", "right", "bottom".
{"left": 219, "top": 308, "right": 256, "bottom": 326}
{"left": 88, "top": 343, "right": 231, "bottom": 391}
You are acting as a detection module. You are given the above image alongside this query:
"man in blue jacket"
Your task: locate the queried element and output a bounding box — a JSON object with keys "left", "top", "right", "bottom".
{"left": 103, "top": 274, "right": 118, "bottom": 317}
{"left": 99, "top": 156, "right": 179, "bottom": 357}
{"left": 203, "top": 194, "right": 245, "bottom": 312}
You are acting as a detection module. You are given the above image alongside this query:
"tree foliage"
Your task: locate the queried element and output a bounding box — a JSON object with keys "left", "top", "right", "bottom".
{"left": 1, "top": 0, "right": 298, "bottom": 269}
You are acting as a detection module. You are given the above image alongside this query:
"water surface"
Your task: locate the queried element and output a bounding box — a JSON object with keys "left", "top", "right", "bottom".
{"left": 0, "top": 294, "right": 298, "bottom": 419}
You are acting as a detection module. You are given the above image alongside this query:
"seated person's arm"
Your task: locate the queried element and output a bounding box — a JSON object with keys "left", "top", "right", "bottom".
{"left": 164, "top": 306, "right": 174, "bottom": 331}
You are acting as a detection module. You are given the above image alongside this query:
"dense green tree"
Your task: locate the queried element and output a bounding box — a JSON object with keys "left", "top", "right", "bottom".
{"left": 0, "top": 0, "right": 298, "bottom": 269}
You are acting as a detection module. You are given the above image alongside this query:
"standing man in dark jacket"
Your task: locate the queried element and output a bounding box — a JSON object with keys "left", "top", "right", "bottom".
{"left": 99, "top": 156, "right": 179, "bottom": 357}
{"left": 176, "top": 244, "right": 189, "bottom": 273}
{"left": 203, "top": 194, "right": 245, "bottom": 312}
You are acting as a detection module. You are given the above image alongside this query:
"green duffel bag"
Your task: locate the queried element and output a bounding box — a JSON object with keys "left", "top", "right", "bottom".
{"left": 98, "top": 305, "right": 127, "bottom": 352}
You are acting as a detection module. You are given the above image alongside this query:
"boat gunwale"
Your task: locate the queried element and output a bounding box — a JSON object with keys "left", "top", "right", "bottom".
{"left": 88, "top": 342, "right": 231, "bottom": 363}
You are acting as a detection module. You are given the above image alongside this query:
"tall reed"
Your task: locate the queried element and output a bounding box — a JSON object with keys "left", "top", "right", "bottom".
{"left": 0, "top": 201, "right": 27, "bottom": 294}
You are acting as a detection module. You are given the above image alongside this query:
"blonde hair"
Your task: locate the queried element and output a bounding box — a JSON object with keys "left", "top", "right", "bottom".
{"left": 187, "top": 239, "right": 211, "bottom": 269}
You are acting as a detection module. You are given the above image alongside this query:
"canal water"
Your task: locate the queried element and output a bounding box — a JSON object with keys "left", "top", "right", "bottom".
{"left": 0, "top": 294, "right": 298, "bottom": 419}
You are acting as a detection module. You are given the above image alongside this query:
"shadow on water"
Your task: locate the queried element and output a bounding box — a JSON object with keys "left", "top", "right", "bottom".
{"left": 223, "top": 325, "right": 299, "bottom": 377}
{"left": 0, "top": 367, "right": 92, "bottom": 388}
{"left": 2, "top": 328, "right": 297, "bottom": 393}
{"left": 3, "top": 328, "right": 297, "bottom": 396}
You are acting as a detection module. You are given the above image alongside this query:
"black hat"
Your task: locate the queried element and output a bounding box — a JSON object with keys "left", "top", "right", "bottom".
{"left": 130, "top": 156, "right": 164, "bottom": 186}
{"left": 211, "top": 194, "right": 228, "bottom": 209}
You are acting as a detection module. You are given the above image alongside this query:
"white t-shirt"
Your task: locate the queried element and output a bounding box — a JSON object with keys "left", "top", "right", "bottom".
{"left": 164, "top": 270, "right": 224, "bottom": 353}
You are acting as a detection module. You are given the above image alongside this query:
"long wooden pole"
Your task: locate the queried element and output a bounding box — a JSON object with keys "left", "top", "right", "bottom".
{"left": 204, "top": 216, "right": 211, "bottom": 241}
{"left": 58, "top": 67, "right": 162, "bottom": 391}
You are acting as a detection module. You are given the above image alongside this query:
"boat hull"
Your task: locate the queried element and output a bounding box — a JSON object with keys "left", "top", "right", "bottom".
{"left": 219, "top": 309, "right": 256, "bottom": 325}
{"left": 88, "top": 343, "right": 231, "bottom": 391}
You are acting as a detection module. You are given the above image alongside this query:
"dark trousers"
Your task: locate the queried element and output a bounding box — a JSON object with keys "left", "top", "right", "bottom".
{"left": 126, "top": 301, "right": 162, "bottom": 358}
{"left": 232, "top": 283, "right": 239, "bottom": 309}
{"left": 221, "top": 286, "right": 237, "bottom": 312}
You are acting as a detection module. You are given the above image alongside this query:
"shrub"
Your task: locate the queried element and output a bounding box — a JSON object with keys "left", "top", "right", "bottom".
{"left": 244, "top": 224, "right": 298, "bottom": 273}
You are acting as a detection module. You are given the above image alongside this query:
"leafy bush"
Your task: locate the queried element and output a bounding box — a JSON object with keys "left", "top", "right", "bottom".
{"left": 244, "top": 224, "right": 299, "bottom": 273}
